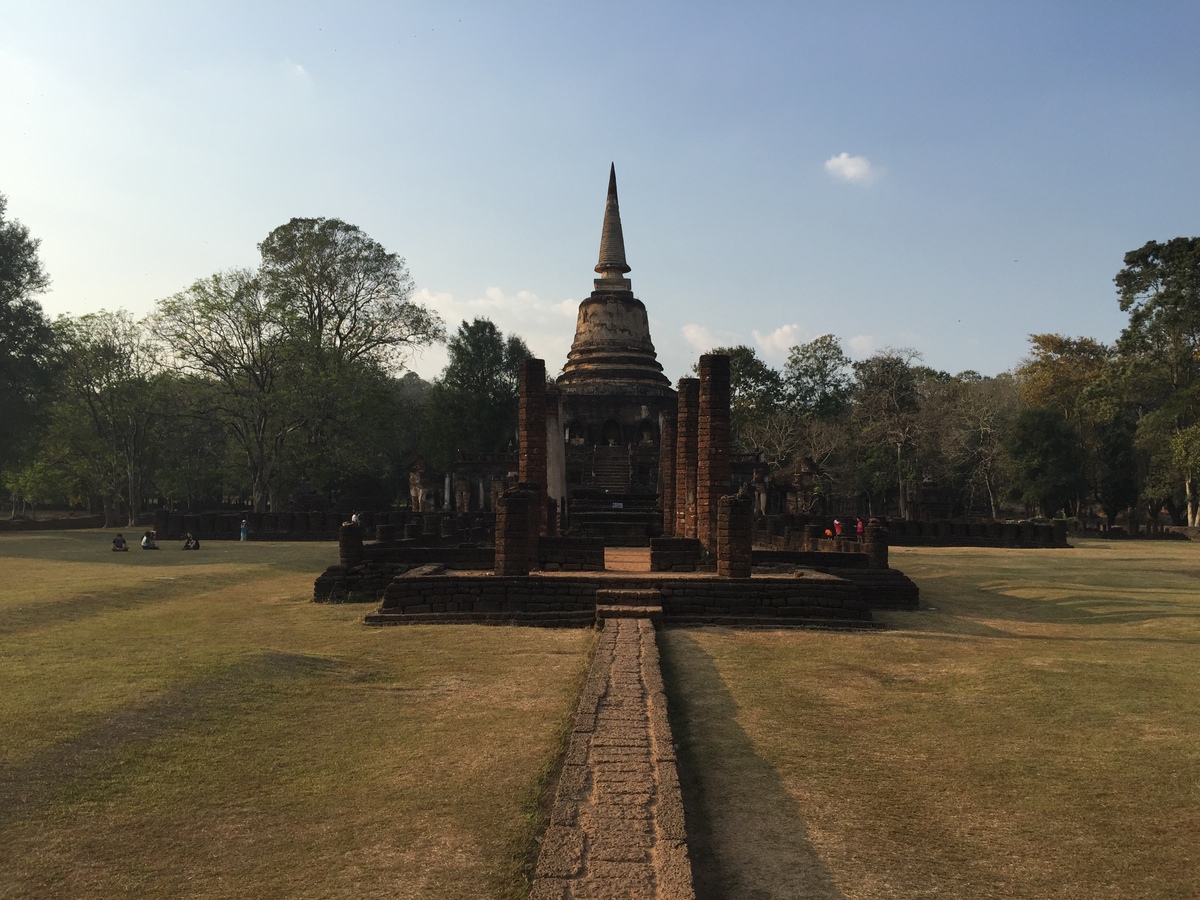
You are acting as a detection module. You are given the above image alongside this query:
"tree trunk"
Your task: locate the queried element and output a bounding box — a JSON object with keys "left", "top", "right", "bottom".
{"left": 1187, "top": 474, "right": 1199, "bottom": 527}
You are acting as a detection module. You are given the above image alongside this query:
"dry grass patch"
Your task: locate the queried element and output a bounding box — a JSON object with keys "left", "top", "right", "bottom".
{"left": 0, "top": 531, "right": 592, "bottom": 899}
{"left": 662, "top": 537, "right": 1200, "bottom": 899}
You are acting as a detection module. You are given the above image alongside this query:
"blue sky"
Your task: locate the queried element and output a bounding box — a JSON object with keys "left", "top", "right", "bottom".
{"left": 3, "top": 2, "right": 1198, "bottom": 382}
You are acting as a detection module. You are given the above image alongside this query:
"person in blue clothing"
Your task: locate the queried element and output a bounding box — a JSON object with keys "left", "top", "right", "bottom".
{"left": 239, "top": 519, "right": 248, "bottom": 541}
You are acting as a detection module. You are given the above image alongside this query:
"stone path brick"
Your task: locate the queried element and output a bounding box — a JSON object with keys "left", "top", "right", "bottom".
{"left": 532, "top": 618, "right": 695, "bottom": 900}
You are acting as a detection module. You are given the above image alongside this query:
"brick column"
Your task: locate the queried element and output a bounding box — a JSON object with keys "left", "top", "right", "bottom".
{"left": 659, "top": 414, "right": 677, "bottom": 537}
{"left": 518, "top": 358, "right": 548, "bottom": 537}
{"left": 717, "top": 495, "right": 753, "bottom": 578}
{"left": 696, "top": 355, "right": 731, "bottom": 555}
{"left": 675, "top": 377, "right": 700, "bottom": 539}
{"left": 864, "top": 518, "right": 889, "bottom": 569}
{"left": 339, "top": 522, "right": 363, "bottom": 567}
{"left": 495, "top": 489, "right": 532, "bottom": 576}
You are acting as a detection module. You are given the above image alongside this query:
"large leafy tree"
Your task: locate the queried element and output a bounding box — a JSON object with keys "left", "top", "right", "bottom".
{"left": 422, "top": 318, "right": 531, "bottom": 469}
{"left": 0, "top": 193, "right": 58, "bottom": 470}
{"left": 155, "top": 269, "right": 301, "bottom": 512}
{"left": 56, "top": 311, "right": 166, "bottom": 525}
{"left": 783, "top": 334, "right": 852, "bottom": 420}
{"left": 1113, "top": 237, "right": 1200, "bottom": 524}
{"left": 851, "top": 348, "right": 922, "bottom": 518}
{"left": 1006, "top": 407, "right": 1086, "bottom": 517}
{"left": 258, "top": 217, "right": 444, "bottom": 370}
{"left": 697, "top": 345, "right": 785, "bottom": 453}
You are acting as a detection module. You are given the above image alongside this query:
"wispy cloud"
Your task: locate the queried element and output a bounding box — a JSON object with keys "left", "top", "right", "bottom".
{"left": 681, "top": 323, "right": 738, "bottom": 353}
{"left": 282, "top": 58, "right": 309, "bottom": 81}
{"left": 753, "top": 323, "right": 803, "bottom": 358}
{"left": 824, "top": 152, "right": 879, "bottom": 184}
{"left": 846, "top": 334, "right": 880, "bottom": 357}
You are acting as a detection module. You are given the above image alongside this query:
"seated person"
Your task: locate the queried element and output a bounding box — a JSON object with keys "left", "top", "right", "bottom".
{"left": 182, "top": 533, "right": 200, "bottom": 550}
{"left": 111, "top": 533, "right": 129, "bottom": 552}
{"left": 141, "top": 530, "right": 159, "bottom": 550}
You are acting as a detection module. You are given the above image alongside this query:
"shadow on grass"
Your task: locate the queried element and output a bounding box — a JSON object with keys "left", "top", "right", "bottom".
{"left": 0, "top": 570, "right": 267, "bottom": 635}
{"left": 659, "top": 629, "right": 845, "bottom": 900}
{"left": 0, "top": 650, "right": 337, "bottom": 825}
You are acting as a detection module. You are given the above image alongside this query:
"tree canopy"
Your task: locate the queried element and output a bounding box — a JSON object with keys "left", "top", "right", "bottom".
{"left": 0, "top": 193, "right": 57, "bottom": 470}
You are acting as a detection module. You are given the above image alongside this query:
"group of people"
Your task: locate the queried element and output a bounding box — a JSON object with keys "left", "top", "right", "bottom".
{"left": 823, "top": 518, "right": 866, "bottom": 539}
{"left": 110, "top": 531, "right": 200, "bottom": 551}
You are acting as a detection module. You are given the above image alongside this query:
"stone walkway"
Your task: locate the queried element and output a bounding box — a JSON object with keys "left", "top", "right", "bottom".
{"left": 532, "top": 617, "right": 695, "bottom": 900}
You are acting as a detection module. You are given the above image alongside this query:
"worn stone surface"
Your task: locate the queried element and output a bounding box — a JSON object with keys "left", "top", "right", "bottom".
{"left": 532, "top": 618, "right": 696, "bottom": 900}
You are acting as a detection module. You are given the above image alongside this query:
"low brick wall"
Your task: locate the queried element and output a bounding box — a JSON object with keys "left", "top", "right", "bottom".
{"left": 367, "top": 572, "right": 875, "bottom": 628}
{"left": 314, "top": 561, "right": 410, "bottom": 603}
{"left": 537, "top": 537, "right": 605, "bottom": 571}
{"left": 827, "top": 567, "right": 920, "bottom": 610}
{"left": 752, "top": 549, "right": 869, "bottom": 569}
{"left": 650, "top": 537, "right": 706, "bottom": 572}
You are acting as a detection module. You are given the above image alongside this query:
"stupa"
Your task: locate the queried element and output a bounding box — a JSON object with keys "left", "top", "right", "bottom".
{"left": 556, "top": 165, "right": 677, "bottom": 542}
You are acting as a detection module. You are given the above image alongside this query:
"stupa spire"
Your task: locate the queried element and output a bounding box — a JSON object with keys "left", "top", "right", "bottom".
{"left": 595, "top": 163, "right": 631, "bottom": 283}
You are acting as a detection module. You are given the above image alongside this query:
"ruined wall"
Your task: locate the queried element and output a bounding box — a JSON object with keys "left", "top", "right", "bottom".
{"left": 674, "top": 378, "right": 699, "bottom": 539}
{"left": 696, "top": 355, "right": 731, "bottom": 554}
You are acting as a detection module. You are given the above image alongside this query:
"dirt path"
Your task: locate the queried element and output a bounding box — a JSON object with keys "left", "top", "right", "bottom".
{"left": 532, "top": 617, "right": 694, "bottom": 899}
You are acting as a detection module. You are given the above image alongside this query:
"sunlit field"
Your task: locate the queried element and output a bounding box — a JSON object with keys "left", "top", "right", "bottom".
{"left": 0, "top": 531, "right": 592, "bottom": 900}
{"left": 663, "top": 537, "right": 1200, "bottom": 900}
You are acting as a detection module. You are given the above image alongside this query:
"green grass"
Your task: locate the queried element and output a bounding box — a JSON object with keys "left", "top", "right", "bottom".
{"left": 662, "top": 537, "right": 1200, "bottom": 900}
{"left": 0, "top": 530, "right": 593, "bottom": 899}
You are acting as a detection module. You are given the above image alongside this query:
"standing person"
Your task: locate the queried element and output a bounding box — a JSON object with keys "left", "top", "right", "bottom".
{"left": 239, "top": 519, "right": 248, "bottom": 542}
{"left": 856, "top": 518, "right": 865, "bottom": 539}
{"left": 351, "top": 511, "right": 361, "bottom": 525}
{"left": 833, "top": 518, "right": 842, "bottom": 536}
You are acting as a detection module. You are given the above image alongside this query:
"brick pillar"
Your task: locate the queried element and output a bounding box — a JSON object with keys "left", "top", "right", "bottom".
{"left": 518, "top": 482, "right": 542, "bottom": 570}
{"left": 339, "top": 522, "right": 363, "bottom": 567}
{"left": 518, "top": 358, "right": 548, "bottom": 537}
{"left": 494, "top": 489, "right": 531, "bottom": 576}
{"left": 717, "top": 495, "right": 753, "bottom": 578}
{"left": 864, "top": 518, "right": 889, "bottom": 569}
{"left": 696, "top": 355, "right": 732, "bottom": 555}
{"left": 659, "top": 414, "right": 677, "bottom": 537}
{"left": 675, "top": 377, "right": 700, "bottom": 539}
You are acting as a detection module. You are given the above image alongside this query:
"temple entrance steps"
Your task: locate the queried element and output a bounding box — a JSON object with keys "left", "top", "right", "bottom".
{"left": 584, "top": 446, "right": 632, "bottom": 491}
{"left": 595, "top": 588, "right": 663, "bottom": 624}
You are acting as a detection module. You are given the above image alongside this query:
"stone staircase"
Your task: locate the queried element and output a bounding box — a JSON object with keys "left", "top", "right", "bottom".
{"left": 595, "top": 587, "right": 663, "bottom": 624}
{"left": 583, "top": 446, "right": 632, "bottom": 491}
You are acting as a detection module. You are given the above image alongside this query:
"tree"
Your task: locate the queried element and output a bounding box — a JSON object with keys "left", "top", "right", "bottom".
{"left": 783, "top": 334, "right": 852, "bottom": 420}
{"left": 697, "top": 345, "right": 785, "bottom": 452}
{"left": 1006, "top": 407, "right": 1086, "bottom": 517}
{"left": 0, "top": 193, "right": 58, "bottom": 470}
{"left": 851, "top": 348, "right": 922, "bottom": 518}
{"left": 57, "top": 311, "right": 166, "bottom": 526}
{"left": 422, "top": 318, "right": 532, "bottom": 469}
{"left": 155, "top": 269, "right": 301, "bottom": 512}
{"left": 258, "top": 217, "right": 444, "bottom": 370}
{"left": 1113, "top": 238, "right": 1200, "bottom": 524}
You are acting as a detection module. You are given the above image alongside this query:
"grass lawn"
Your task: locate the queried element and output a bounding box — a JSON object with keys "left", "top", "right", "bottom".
{"left": 662, "top": 537, "right": 1200, "bottom": 900}
{"left": 0, "top": 530, "right": 593, "bottom": 900}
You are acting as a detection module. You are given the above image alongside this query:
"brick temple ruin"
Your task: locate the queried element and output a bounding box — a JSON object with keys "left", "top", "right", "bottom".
{"left": 311, "top": 166, "right": 929, "bottom": 899}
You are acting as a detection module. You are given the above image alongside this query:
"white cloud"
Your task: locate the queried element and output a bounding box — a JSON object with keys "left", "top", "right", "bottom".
{"left": 753, "top": 323, "right": 804, "bottom": 358}
{"left": 846, "top": 334, "right": 880, "bottom": 358}
{"left": 824, "top": 152, "right": 879, "bottom": 184}
{"left": 682, "top": 323, "right": 723, "bottom": 352}
{"left": 282, "top": 58, "right": 308, "bottom": 80}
